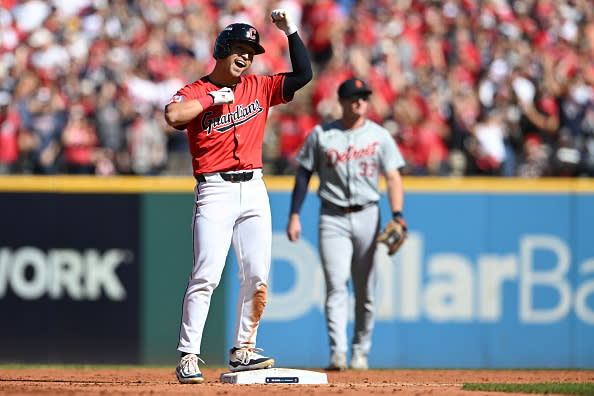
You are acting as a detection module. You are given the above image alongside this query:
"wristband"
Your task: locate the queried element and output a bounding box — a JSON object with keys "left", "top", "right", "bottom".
{"left": 392, "top": 211, "right": 403, "bottom": 221}
{"left": 284, "top": 24, "right": 298, "bottom": 36}
{"left": 197, "top": 95, "right": 214, "bottom": 110}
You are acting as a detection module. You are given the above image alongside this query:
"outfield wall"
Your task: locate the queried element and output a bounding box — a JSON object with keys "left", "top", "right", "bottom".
{"left": 0, "top": 176, "right": 593, "bottom": 368}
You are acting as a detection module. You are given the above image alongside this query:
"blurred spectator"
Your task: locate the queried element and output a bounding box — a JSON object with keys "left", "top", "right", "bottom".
{"left": 310, "top": 52, "right": 352, "bottom": 123}
{"left": 23, "top": 82, "right": 67, "bottom": 174}
{"left": 12, "top": 0, "right": 50, "bottom": 33}
{"left": 302, "top": 0, "right": 346, "bottom": 66}
{"left": 516, "top": 78, "right": 560, "bottom": 169}
{"left": 126, "top": 106, "right": 167, "bottom": 175}
{"left": 29, "top": 27, "right": 70, "bottom": 82}
{"left": 517, "top": 133, "right": 550, "bottom": 177}
{"left": 0, "top": 92, "right": 19, "bottom": 173}
{"left": 471, "top": 108, "right": 507, "bottom": 175}
{"left": 542, "top": 45, "right": 591, "bottom": 176}
{"left": 582, "top": 102, "right": 594, "bottom": 176}
{"left": 9, "top": 71, "right": 38, "bottom": 173}
{"left": 394, "top": 86, "right": 449, "bottom": 175}
{"left": 94, "top": 80, "right": 127, "bottom": 173}
{"left": 163, "top": 128, "right": 191, "bottom": 175}
{"left": 444, "top": 82, "right": 481, "bottom": 176}
{"left": 273, "top": 97, "right": 317, "bottom": 174}
{"left": 61, "top": 103, "right": 99, "bottom": 174}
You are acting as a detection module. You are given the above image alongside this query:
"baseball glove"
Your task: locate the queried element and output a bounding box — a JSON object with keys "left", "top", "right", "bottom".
{"left": 377, "top": 216, "right": 407, "bottom": 255}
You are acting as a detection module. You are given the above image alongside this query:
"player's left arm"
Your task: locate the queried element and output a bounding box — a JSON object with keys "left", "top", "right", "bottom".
{"left": 287, "top": 165, "right": 313, "bottom": 242}
{"left": 271, "top": 9, "right": 313, "bottom": 99}
{"left": 384, "top": 168, "right": 404, "bottom": 216}
{"left": 380, "top": 129, "right": 406, "bottom": 218}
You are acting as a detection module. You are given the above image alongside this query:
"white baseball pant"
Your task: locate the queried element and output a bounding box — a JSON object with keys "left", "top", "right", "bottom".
{"left": 177, "top": 169, "right": 271, "bottom": 354}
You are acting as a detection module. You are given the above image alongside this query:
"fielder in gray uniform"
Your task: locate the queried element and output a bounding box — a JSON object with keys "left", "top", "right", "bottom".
{"left": 286, "top": 78, "right": 406, "bottom": 371}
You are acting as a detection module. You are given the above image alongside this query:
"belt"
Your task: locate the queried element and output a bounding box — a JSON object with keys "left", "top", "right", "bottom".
{"left": 195, "top": 171, "right": 254, "bottom": 183}
{"left": 322, "top": 200, "right": 376, "bottom": 213}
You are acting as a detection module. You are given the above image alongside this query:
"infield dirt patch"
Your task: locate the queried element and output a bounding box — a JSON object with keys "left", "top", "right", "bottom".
{"left": 1, "top": 367, "right": 593, "bottom": 395}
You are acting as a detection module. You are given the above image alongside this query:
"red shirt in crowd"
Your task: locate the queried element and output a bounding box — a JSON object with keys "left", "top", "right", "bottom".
{"left": 0, "top": 108, "right": 20, "bottom": 164}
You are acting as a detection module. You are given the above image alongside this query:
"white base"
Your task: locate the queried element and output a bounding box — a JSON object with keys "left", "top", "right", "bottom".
{"left": 220, "top": 368, "right": 328, "bottom": 384}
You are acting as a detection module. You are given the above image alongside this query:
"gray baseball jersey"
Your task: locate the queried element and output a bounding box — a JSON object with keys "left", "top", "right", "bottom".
{"left": 296, "top": 119, "right": 405, "bottom": 206}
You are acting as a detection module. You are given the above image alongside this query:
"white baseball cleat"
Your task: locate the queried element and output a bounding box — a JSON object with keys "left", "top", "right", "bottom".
{"left": 350, "top": 353, "right": 368, "bottom": 370}
{"left": 228, "top": 347, "right": 274, "bottom": 372}
{"left": 327, "top": 351, "right": 347, "bottom": 371}
{"left": 176, "top": 353, "right": 204, "bottom": 384}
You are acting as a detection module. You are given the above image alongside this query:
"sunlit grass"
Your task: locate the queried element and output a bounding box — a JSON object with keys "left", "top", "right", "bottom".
{"left": 463, "top": 382, "right": 594, "bottom": 395}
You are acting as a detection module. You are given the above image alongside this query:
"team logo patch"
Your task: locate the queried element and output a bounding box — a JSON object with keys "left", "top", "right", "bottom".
{"left": 168, "top": 95, "right": 183, "bottom": 104}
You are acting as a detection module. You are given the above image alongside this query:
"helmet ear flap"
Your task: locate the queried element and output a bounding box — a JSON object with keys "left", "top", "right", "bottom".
{"left": 213, "top": 41, "right": 231, "bottom": 59}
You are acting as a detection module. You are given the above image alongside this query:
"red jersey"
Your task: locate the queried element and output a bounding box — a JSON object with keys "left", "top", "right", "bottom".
{"left": 172, "top": 74, "right": 288, "bottom": 175}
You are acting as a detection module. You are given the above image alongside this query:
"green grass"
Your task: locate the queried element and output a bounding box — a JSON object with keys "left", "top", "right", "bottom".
{"left": 463, "top": 382, "right": 594, "bottom": 395}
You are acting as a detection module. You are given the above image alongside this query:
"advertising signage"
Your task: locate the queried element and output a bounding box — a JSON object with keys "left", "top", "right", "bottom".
{"left": 0, "top": 193, "right": 140, "bottom": 364}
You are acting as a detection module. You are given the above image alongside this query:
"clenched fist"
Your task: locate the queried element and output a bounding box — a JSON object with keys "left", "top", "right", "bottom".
{"left": 208, "top": 87, "right": 234, "bottom": 105}
{"left": 271, "top": 9, "right": 297, "bottom": 36}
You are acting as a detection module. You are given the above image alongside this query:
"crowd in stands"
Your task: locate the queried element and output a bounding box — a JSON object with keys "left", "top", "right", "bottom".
{"left": 0, "top": 0, "right": 593, "bottom": 177}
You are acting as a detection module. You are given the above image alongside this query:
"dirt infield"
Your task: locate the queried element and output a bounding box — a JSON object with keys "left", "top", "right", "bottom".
{"left": 1, "top": 367, "right": 593, "bottom": 395}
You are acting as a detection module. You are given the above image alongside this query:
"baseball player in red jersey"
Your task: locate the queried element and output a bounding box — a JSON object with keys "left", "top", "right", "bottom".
{"left": 164, "top": 10, "right": 312, "bottom": 384}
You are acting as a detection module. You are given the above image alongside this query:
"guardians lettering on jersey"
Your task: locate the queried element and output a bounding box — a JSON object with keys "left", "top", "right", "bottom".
{"left": 325, "top": 142, "right": 380, "bottom": 167}
{"left": 201, "top": 100, "right": 264, "bottom": 135}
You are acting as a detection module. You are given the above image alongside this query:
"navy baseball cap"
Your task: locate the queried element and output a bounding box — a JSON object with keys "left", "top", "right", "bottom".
{"left": 338, "top": 78, "right": 372, "bottom": 98}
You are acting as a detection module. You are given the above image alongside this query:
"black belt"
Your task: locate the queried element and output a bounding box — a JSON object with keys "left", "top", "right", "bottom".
{"left": 196, "top": 171, "right": 254, "bottom": 183}
{"left": 322, "top": 200, "right": 376, "bottom": 213}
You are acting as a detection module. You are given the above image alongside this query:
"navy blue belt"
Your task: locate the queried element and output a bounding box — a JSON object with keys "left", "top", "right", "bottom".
{"left": 195, "top": 171, "right": 254, "bottom": 183}
{"left": 322, "top": 200, "right": 376, "bottom": 213}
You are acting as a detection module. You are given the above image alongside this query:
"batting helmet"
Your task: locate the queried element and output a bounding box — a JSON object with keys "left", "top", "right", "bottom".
{"left": 213, "top": 23, "right": 266, "bottom": 59}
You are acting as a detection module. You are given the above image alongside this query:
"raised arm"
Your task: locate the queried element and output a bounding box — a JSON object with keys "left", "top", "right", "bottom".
{"left": 271, "top": 9, "right": 313, "bottom": 99}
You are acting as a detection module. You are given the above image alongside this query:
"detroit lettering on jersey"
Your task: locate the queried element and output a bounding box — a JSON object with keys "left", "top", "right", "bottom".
{"left": 201, "top": 99, "right": 264, "bottom": 135}
{"left": 325, "top": 141, "right": 380, "bottom": 168}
